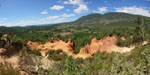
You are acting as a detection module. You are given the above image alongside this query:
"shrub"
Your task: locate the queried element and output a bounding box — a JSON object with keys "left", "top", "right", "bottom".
{"left": 0, "top": 64, "right": 20, "bottom": 75}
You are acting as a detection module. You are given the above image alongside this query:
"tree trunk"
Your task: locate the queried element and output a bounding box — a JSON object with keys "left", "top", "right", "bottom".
{"left": 139, "top": 17, "right": 145, "bottom": 41}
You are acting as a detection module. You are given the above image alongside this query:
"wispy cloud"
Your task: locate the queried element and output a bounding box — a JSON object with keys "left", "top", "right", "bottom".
{"left": 41, "top": 11, "right": 48, "bottom": 14}
{"left": 56, "top": 18, "right": 66, "bottom": 23}
{"left": 98, "top": 7, "right": 107, "bottom": 12}
{"left": 62, "top": 14, "right": 75, "bottom": 18}
{"left": 64, "top": 0, "right": 83, "bottom": 5}
{"left": 50, "top": 5, "right": 64, "bottom": 10}
{"left": 0, "top": 18, "right": 7, "bottom": 21}
{"left": 115, "top": 6, "right": 150, "bottom": 17}
{"left": 147, "top": 0, "right": 150, "bottom": 2}
{"left": 42, "top": 16, "right": 59, "bottom": 20}
{"left": 93, "top": 7, "right": 107, "bottom": 13}
{"left": 0, "top": 13, "right": 75, "bottom": 27}
{"left": 0, "top": 18, "right": 7, "bottom": 23}
{"left": 66, "top": 9, "right": 70, "bottom": 11}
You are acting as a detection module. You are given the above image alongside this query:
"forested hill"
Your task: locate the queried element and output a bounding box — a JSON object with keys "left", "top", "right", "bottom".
{"left": 71, "top": 12, "right": 139, "bottom": 25}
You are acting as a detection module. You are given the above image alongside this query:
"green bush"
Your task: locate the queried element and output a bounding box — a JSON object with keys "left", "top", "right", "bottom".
{"left": 0, "top": 65, "right": 20, "bottom": 75}
{"left": 47, "top": 49, "right": 67, "bottom": 61}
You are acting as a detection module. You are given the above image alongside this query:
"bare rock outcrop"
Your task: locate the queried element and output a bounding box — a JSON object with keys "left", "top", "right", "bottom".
{"left": 27, "top": 36, "right": 76, "bottom": 56}
{"left": 78, "top": 35, "right": 135, "bottom": 57}
{"left": 0, "top": 55, "right": 20, "bottom": 69}
{"left": 27, "top": 35, "right": 135, "bottom": 59}
{"left": 27, "top": 41, "right": 40, "bottom": 50}
{"left": 40, "top": 56, "right": 54, "bottom": 70}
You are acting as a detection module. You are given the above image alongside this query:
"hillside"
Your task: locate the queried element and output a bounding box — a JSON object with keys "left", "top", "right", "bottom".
{"left": 0, "top": 12, "right": 150, "bottom": 75}
{"left": 72, "top": 12, "right": 138, "bottom": 26}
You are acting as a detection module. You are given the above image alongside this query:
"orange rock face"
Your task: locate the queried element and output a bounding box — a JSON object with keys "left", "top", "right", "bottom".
{"left": 27, "top": 37, "right": 76, "bottom": 56}
{"left": 27, "top": 41, "right": 40, "bottom": 50}
{"left": 27, "top": 35, "right": 134, "bottom": 59}
{"left": 78, "top": 35, "right": 134, "bottom": 57}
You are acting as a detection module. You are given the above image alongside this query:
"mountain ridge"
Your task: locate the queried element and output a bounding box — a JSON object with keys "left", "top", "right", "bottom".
{"left": 0, "top": 12, "right": 149, "bottom": 27}
{"left": 72, "top": 12, "right": 139, "bottom": 25}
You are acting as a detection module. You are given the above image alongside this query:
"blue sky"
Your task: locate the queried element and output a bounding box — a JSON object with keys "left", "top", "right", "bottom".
{"left": 0, "top": 0, "right": 150, "bottom": 27}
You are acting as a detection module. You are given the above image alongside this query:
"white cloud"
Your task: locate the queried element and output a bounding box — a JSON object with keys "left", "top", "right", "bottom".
{"left": 64, "top": 1, "right": 69, "bottom": 4}
{"left": 74, "top": 4, "right": 88, "bottom": 13}
{"left": 98, "top": 7, "right": 107, "bottom": 13}
{"left": 50, "top": 5, "right": 64, "bottom": 10}
{"left": 64, "top": 0, "right": 83, "bottom": 5}
{"left": 93, "top": 7, "right": 107, "bottom": 13}
{"left": 62, "top": 14, "right": 75, "bottom": 18}
{"left": 41, "top": 11, "right": 48, "bottom": 14}
{"left": 115, "top": 6, "right": 150, "bottom": 17}
{"left": 64, "top": 0, "right": 89, "bottom": 13}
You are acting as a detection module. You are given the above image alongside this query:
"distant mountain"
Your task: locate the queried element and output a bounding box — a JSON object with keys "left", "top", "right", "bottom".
{"left": 0, "top": 12, "right": 149, "bottom": 28}
{"left": 72, "top": 12, "right": 138, "bottom": 25}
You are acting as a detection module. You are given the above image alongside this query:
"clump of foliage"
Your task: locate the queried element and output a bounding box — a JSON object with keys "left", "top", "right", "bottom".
{"left": 25, "top": 46, "right": 41, "bottom": 56}
{"left": 0, "top": 64, "right": 20, "bottom": 75}
{"left": 46, "top": 49, "right": 67, "bottom": 61}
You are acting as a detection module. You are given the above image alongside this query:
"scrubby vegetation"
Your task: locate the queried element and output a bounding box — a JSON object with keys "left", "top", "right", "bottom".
{"left": 0, "top": 64, "right": 20, "bottom": 75}
{"left": 0, "top": 13, "right": 150, "bottom": 75}
{"left": 38, "top": 44, "right": 150, "bottom": 75}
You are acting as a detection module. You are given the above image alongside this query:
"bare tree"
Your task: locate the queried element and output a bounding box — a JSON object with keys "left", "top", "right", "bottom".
{"left": 136, "top": 16, "right": 145, "bottom": 41}
{"left": 140, "top": 17, "right": 145, "bottom": 41}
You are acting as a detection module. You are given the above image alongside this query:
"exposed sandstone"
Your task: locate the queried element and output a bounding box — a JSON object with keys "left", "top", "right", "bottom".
{"left": 27, "top": 35, "right": 135, "bottom": 59}
{"left": 79, "top": 35, "right": 134, "bottom": 56}
{"left": 40, "top": 56, "right": 54, "bottom": 70}
{"left": 0, "top": 55, "right": 20, "bottom": 69}
{"left": 27, "top": 41, "right": 40, "bottom": 50}
{"left": 27, "top": 36, "right": 76, "bottom": 56}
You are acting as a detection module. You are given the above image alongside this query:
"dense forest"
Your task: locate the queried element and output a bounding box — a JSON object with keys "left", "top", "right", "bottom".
{"left": 0, "top": 12, "right": 150, "bottom": 75}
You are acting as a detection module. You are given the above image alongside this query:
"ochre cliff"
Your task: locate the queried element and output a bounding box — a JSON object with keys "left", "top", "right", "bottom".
{"left": 79, "top": 36, "right": 134, "bottom": 54}
{"left": 27, "top": 35, "right": 135, "bottom": 59}
{"left": 27, "top": 37, "right": 76, "bottom": 56}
